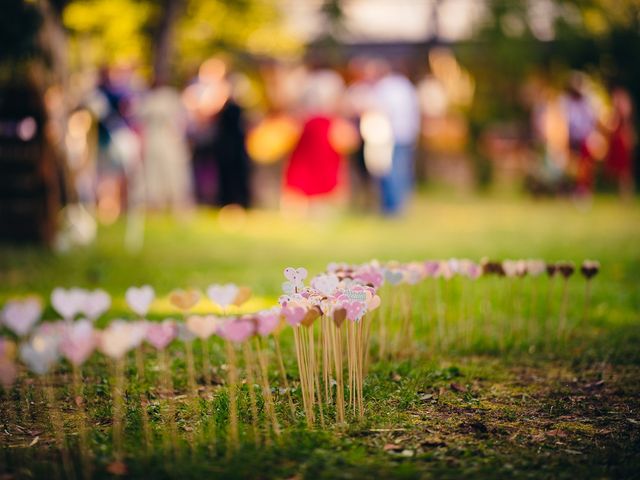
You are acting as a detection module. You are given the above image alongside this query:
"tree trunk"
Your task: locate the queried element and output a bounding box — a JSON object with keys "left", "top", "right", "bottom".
{"left": 153, "top": 0, "right": 184, "bottom": 85}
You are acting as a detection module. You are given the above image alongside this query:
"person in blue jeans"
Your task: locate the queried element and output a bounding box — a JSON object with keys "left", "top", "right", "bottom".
{"left": 373, "top": 62, "right": 420, "bottom": 216}
{"left": 380, "top": 143, "right": 415, "bottom": 214}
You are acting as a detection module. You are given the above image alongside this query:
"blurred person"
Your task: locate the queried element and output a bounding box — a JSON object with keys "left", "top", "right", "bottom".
{"left": 529, "top": 84, "right": 571, "bottom": 193}
{"left": 283, "top": 69, "right": 358, "bottom": 217}
{"left": 90, "top": 66, "right": 143, "bottom": 224}
{"left": 561, "top": 73, "right": 596, "bottom": 195}
{"left": 214, "top": 76, "right": 251, "bottom": 208}
{"left": 137, "top": 80, "right": 193, "bottom": 212}
{"left": 372, "top": 60, "right": 420, "bottom": 215}
{"left": 183, "top": 59, "right": 251, "bottom": 208}
{"left": 344, "top": 57, "right": 378, "bottom": 211}
{"left": 605, "top": 86, "right": 635, "bottom": 198}
{"left": 183, "top": 59, "right": 226, "bottom": 205}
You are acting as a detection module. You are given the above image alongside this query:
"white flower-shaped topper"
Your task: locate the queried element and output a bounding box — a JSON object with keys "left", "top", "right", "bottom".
{"left": 282, "top": 267, "right": 307, "bottom": 294}
{"left": 125, "top": 285, "right": 155, "bottom": 317}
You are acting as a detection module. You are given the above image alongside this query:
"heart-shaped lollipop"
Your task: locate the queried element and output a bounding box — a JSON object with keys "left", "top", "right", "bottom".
{"left": 99, "top": 322, "right": 138, "bottom": 360}
{"left": 186, "top": 314, "right": 219, "bottom": 340}
{"left": 0, "top": 360, "right": 17, "bottom": 388}
{"left": 59, "top": 319, "right": 97, "bottom": 366}
{"left": 177, "top": 323, "right": 197, "bottom": 342}
{"left": 0, "top": 337, "right": 17, "bottom": 362}
{"left": 2, "top": 297, "right": 42, "bottom": 336}
{"left": 20, "top": 332, "right": 61, "bottom": 374}
{"left": 51, "top": 287, "right": 87, "bottom": 320}
{"left": 344, "top": 300, "right": 367, "bottom": 322}
{"left": 301, "top": 306, "right": 321, "bottom": 327}
{"left": 145, "top": 320, "right": 177, "bottom": 350}
{"left": 282, "top": 305, "right": 306, "bottom": 326}
{"left": 368, "top": 294, "right": 381, "bottom": 311}
{"left": 581, "top": 260, "right": 600, "bottom": 279}
{"left": 284, "top": 267, "right": 307, "bottom": 283}
{"left": 501, "top": 260, "right": 519, "bottom": 278}
{"left": 0, "top": 337, "right": 18, "bottom": 386}
{"left": 255, "top": 309, "right": 281, "bottom": 336}
{"left": 558, "top": 261, "right": 575, "bottom": 279}
{"left": 384, "top": 270, "right": 403, "bottom": 285}
{"left": 311, "top": 274, "right": 339, "bottom": 296}
{"left": 217, "top": 317, "right": 255, "bottom": 343}
{"left": 526, "top": 259, "right": 546, "bottom": 277}
{"left": 125, "top": 285, "right": 155, "bottom": 317}
{"left": 169, "top": 289, "right": 201, "bottom": 311}
{"left": 206, "top": 284, "right": 239, "bottom": 309}
{"left": 333, "top": 307, "right": 347, "bottom": 327}
{"left": 81, "top": 289, "right": 111, "bottom": 320}
{"left": 231, "top": 286, "right": 252, "bottom": 307}
{"left": 282, "top": 267, "right": 307, "bottom": 294}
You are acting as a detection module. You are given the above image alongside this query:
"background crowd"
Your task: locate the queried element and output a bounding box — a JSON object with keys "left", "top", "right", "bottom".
{"left": 0, "top": 0, "right": 638, "bottom": 248}
{"left": 77, "top": 57, "right": 635, "bottom": 222}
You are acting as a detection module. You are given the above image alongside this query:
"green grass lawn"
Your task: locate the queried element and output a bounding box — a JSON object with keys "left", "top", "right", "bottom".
{"left": 1, "top": 194, "right": 639, "bottom": 479}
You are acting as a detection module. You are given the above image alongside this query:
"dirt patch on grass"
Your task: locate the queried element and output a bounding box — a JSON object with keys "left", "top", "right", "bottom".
{"left": 363, "top": 362, "right": 640, "bottom": 478}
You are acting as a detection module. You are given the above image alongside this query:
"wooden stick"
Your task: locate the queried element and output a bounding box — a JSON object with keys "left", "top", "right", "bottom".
{"left": 298, "top": 326, "right": 314, "bottom": 426}
{"left": 378, "top": 286, "right": 389, "bottom": 361}
{"left": 242, "top": 342, "right": 260, "bottom": 443}
{"left": 73, "top": 364, "right": 92, "bottom": 479}
{"left": 158, "top": 349, "right": 178, "bottom": 458}
{"left": 183, "top": 340, "right": 200, "bottom": 453}
{"left": 201, "top": 339, "right": 212, "bottom": 387}
{"left": 363, "top": 310, "right": 374, "bottom": 376}
{"left": 559, "top": 278, "right": 570, "bottom": 340}
{"left": 583, "top": 279, "right": 592, "bottom": 325}
{"left": 292, "top": 327, "right": 311, "bottom": 426}
{"left": 545, "top": 275, "right": 557, "bottom": 345}
{"left": 112, "top": 357, "right": 126, "bottom": 462}
{"left": 225, "top": 341, "right": 240, "bottom": 452}
{"left": 254, "top": 337, "right": 280, "bottom": 439}
{"left": 331, "top": 322, "right": 345, "bottom": 424}
{"left": 184, "top": 341, "right": 197, "bottom": 396}
{"left": 308, "top": 324, "right": 324, "bottom": 428}
{"left": 135, "top": 347, "right": 152, "bottom": 455}
{"left": 273, "top": 335, "right": 295, "bottom": 419}
{"left": 321, "top": 316, "right": 331, "bottom": 406}
{"left": 44, "top": 374, "right": 75, "bottom": 480}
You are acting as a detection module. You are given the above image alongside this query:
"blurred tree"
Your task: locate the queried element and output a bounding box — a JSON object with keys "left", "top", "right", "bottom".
{"left": 457, "top": 0, "right": 640, "bottom": 185}
{"left": 0, "top": 0, "right": 71, "bottom": 246}
{"left": 63, "top": 0, "right": 300, "bottom": 81}
{"left": 63, "top": 0, "right": 154, "bottom": 70}
{"left": 458, "top": 0, "right": 640, "bottom": 129}
{"left": 175, "top": 0, "right": 300, "bottom": 75}
{"left": 152, "top": 0, "right": 184, "bottom": 85}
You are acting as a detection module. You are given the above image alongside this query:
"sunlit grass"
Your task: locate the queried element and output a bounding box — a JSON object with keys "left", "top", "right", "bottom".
{"left": 1, "top": 194, "right": 639, "bottom": 478}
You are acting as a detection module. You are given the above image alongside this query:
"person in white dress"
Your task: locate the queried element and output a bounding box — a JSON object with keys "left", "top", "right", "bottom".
{"left": 138, "top": 84, "right": 193, "bottom": 212}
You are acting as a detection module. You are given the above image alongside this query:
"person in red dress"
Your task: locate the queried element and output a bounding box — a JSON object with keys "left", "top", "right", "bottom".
{"left": 283, "top": 70, "right": 358, "bottom": 215}
{"left": 605, "top": 87, "right": 635, "bottom": 198}
{"left": 285, "top": 116, "right": 342, "bottom": 196}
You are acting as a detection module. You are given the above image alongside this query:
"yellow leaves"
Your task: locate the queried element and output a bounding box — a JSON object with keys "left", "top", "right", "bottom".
{"left": 63, "top": 0, "right": 153, "bottom": 65}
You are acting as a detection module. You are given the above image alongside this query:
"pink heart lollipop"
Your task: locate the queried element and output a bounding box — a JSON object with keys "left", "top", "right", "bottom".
{"left": 343, "top": 300, "right": 367, "bottom": 322}
{"left": 217, "top": 317, "right": 255, "bottom": 343}
{"left": 2, "top": 297, "right": 42, "bottom": 336}
{"left": 281, "top": 305, "right": 306, "bottom": 326}
{"left": 59, "top": 319, "right": 97, "bottom": 366}
{"left": 256, "top": 309, "right": 281, "bottom": 336}
{"left": 145, "top": 320, "right": 177, "bottom": 350}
